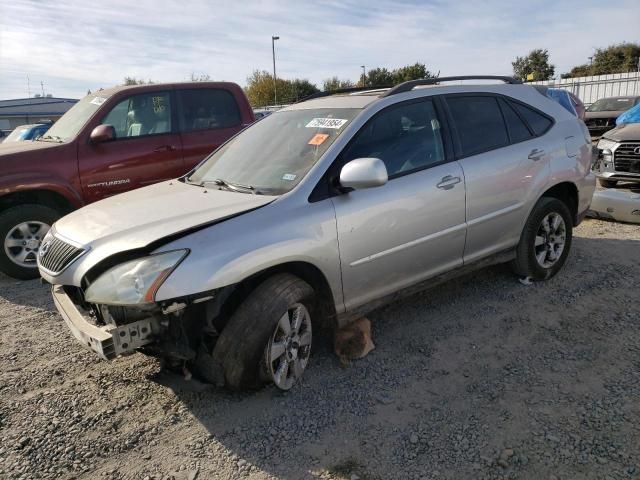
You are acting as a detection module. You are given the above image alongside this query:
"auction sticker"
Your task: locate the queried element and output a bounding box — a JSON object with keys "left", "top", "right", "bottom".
{"left": 306, "top": 118, "right": 348, "bottom": 129}
{"left": 308, "top": 133, "right": 329, "bottom": 145}
{"left": 282, "top": 173, "right": 297, "bottom": 181}
{"left": 90, "top": 96, "right": 106, "bottom": 105}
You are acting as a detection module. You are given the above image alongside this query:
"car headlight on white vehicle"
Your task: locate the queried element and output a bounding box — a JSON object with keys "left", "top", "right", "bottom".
{"left": 596, "top": 138, "right": 616, "bottom": 151}
{"left": 85, "top": 250, "right": 188, "bottom": 305}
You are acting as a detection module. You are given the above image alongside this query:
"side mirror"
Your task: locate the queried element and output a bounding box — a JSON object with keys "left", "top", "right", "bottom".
{"left": 90, "top": 124, "right": 115, "bottom": 143}
{"left": 339, "top": 158, "right": 388, "bottom": 190}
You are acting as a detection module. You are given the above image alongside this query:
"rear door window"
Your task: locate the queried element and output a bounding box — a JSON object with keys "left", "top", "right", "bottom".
{"left": 498, "top": 98, "right": 533, "bottom": 143}
{"left": 510, "top": 101, "right": 553, "bottom": 136}
{"left": 446, "top": 96, "right": 508, "bottom": 157}
{"left": 178, "top": 89, "right": 241, "bottom": 132}
{"left": 102, "top": 92, "right": 172, "bottom": 138}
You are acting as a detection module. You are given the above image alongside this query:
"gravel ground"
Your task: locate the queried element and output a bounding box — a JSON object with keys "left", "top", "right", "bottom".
{"left": 1, "top": 218, "right": 639, "bottom": 480}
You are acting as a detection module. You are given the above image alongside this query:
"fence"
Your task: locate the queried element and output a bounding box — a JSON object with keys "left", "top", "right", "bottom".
{"left": 530, "top": 71, "right": 640, "bottom": 105}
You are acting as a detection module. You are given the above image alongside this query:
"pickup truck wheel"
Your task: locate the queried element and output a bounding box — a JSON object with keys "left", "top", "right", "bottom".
{"left": 0, "top": 204, "right": 60, "bottom": 280}
{"left": 511, "top": 197, "right": 573, "bottom": 281}
{"left": 206, "top": 273, "right": 315, "bottom": 390}
{"left": 598, "top": 179, "right": 617, "bottom": 188}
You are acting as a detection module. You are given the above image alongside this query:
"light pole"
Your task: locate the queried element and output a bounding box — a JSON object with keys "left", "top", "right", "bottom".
{"left": 272, "top": 35, "right": 279, "bottom": 106}
{"left": 361, "top": 65, "right": 366, "bottom": 87}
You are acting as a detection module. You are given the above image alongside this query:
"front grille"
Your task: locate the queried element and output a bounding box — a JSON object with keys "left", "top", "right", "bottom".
{"left": 614, "top": 143, "right": 640, "bottom": 173}
{"left": 38, "top": 237, "right": 85, "bottom": 274}
{"left": 586, "top": 117, "right": 615, "bottom": 128}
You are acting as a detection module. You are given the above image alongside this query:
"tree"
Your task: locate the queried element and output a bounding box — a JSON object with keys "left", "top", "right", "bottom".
{"left": 244, "top": 70, "right": 320, "bottom": 107}
{"left": 512, "top": 49, "right": 555, "bottom": 81}
{"left": 563, "top": 42, "right": 640, "bottom": 78}
{"left": 392, "top": 63, "right": 437, "bottom": 83}
{"left": 322, "top": 77, "right": 355, "bottom": 91}
{"left": 122, "top": 77, "right": 154, "bottom": 85}
{"left": 366, "top": 68, "right": 394, "bottom": 87}
{"left": 190, "top": 72, "right": 212, "bottom": 82}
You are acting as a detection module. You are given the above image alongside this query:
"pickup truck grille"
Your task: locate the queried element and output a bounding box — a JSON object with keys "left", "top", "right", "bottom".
{"left": 586, "top": 117, "right": 615, "bottom": 128}
{"left": 39, "top": 237, "right": 85, "bottom": 274}
{"left": 614, "top": 143, "right": 640, "bottom": 173}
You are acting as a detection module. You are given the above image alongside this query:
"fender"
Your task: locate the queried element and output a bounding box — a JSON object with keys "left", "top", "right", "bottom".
{"left": 0, "top": 173, "right": 84, "bottom": 209}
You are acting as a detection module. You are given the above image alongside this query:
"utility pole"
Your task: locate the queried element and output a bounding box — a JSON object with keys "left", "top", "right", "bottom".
{"left": 272, "top": 35, "right": 279, "bottom": 106}
{"left": 40, "top": 81, "right": 45, "bottom": 97}
{"left": 27, "top": 75, "right": 31, "bottom": 98}
{"left": 361, "top": 65, "right": 366, "bottom": 87}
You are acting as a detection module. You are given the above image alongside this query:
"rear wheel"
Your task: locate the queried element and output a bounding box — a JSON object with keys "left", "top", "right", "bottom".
{"left": 0, "top": 204, "right": 60, "bottom": 279}
{"left": 511, "top": 197, "right": 573, "bottom": 281}
{"left": 198, "top": 274, "right": 315, "bottom": 390}
{"left": 598, "top": 178, "right": 617, "bottom": 188}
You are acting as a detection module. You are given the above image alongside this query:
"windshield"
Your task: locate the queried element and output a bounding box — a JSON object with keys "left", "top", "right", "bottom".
{"left": 5, "top": 127, "right": 31, "bottom": 142}
{"left": 587, "top": 97, "right": 637, "bottom": 112}
{"left": 187, "top": 108, "right": 360, "bottom": 194}
{"left": 44, "top": 94, "right": 110, "bottom": 142}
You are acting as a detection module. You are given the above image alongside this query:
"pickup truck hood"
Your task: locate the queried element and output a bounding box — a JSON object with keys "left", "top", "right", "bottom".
{"left": 585, "top": 111, "right": 626, "bottom": 120}
{"left": 602, "top": 123, "right": 640, "bottom": 142}
{"left": 54, "top": 180, "right": 275, "bottom": 251}
{"left": 0, "top": 139, "right": 61, "bottom": 156}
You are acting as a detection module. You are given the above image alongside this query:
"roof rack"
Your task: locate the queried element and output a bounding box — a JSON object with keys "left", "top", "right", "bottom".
{"left": 300, "top": 85, "right": 393, "bottom": 102}
{"left": 380, "top": 76, "right": 522, "bottom": 97}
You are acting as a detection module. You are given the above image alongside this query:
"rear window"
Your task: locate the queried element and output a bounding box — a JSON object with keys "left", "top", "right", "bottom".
{"left": 511, "top": 102, "right": 553, "bottom": 136}
{"left": 446, "top": 96, "right": 508, "bottom": 156}
{"left": 498, "top": 99, "right": 533, "bottom": 143}
{"left": 178, "top": 89, "right": 241, "bottom": 132}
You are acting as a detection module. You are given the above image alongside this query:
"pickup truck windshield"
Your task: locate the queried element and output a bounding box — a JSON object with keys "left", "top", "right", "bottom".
{"left": 188, "top": 108, "right": 360, "bottom": 194}
{"left": 45, "top": 95, "right": 109, "bottom": 142}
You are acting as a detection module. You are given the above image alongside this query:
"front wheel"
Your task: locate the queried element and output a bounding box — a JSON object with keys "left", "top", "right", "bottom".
{"left": 200, "top": 274, "right": 315, "bottom": 390}
{"left": 0, "top": 204, "right": 60, "bottom": 280}
{"left": 511, "top": 197, "right": 573, "bottom": 281}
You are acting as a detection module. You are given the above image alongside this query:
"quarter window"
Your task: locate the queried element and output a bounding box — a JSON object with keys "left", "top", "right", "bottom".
{"left": 178, "top": 89, "right": 241, "bottom": 132}
{"left": 510, "top": 101, "right": 553, "bottom": 136}
{"left": 102, "top": 92, "right": 172, "bottom": 139}
{"left": 499, "top": 98, "right": 533, "bottom": 143}
{"left": 446, "top": 96, "right": 508, "bottom": 156}
{"left": 342, "top": 100, "right": 445, "bottom": 177}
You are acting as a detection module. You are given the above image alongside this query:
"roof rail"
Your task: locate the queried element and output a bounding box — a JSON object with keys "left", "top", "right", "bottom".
{"left": 380, "top": 76, "right": 522, "bottom": 97}
{"left": 300, "top": 85, "right": 393, "bottom": 102}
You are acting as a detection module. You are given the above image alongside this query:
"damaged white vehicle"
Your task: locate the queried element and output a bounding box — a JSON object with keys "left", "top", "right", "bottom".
{"left": 39, "top": 76, "right": 595, "bottom": 390}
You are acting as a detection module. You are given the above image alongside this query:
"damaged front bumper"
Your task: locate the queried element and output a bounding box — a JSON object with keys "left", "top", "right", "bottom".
{"left": 52, "top": 285, "right": 161, "bottom": 360}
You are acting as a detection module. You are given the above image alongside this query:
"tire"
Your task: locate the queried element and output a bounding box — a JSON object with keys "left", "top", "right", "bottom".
{"left": 0, "top": 204, "right": 61, "bottom": 280}
{"left": 511, "top": 197, "right": 573, "bottom": 281}
{"left": 598, "top": 178, "right": 617, "bottom": 188}
{"left": 198, "top": 274, "right": 315, "bottom": 391}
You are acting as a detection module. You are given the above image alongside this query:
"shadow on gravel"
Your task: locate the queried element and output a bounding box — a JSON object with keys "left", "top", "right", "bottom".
{"left": 0, "top": 272, "right": 56, "bottom": 311}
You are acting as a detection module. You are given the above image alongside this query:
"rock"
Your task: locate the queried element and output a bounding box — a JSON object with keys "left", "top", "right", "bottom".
{"left": 410, "top": 433, "right": 419, "bottom": 444}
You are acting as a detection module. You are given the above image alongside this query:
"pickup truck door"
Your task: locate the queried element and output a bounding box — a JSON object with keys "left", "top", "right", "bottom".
{"left": 78, "top": 90, "right": 184, "bottom": 203}
{"left": 330, "top": 98, "right": 466, "bottom": 311}
{"left": 176, "top": 88, "right": 249, "bottom": 171}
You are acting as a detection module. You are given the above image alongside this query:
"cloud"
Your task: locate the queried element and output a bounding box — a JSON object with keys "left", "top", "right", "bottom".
{"left": 0, "top": 0, "right": 638, "bottom": 99}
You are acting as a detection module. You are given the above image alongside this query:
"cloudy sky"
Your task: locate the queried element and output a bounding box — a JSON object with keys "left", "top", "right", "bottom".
{"left": 0, "top": 0, "right": 638, "bottom": 99}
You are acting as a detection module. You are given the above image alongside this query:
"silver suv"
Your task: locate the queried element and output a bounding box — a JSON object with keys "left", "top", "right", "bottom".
{"left": 39, "top": 76, "right": 595, "bottom": 391}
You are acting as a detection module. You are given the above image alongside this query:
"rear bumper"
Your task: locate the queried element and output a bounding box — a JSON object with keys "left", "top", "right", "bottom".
{"left": 52, "top": 285, "right": 159, "bottom": 360}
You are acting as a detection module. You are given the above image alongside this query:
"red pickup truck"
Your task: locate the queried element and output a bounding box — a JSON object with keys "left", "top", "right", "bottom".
{"left": 0, "top": 82, "right": 254, "bottom": 279}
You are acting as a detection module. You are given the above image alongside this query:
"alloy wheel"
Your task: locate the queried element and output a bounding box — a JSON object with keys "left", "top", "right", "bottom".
{"left": 3, "top": 221, "right": 50, "bottom": 268}
{"left": 534, "top": 212, "right": 566, "bottom": 269}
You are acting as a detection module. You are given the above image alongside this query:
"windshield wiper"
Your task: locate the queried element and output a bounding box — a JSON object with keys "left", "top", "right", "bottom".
{"left": 207, "top": 178, "right": 256, "bottom": 194}
{"left": 37, "top": 134, "right": 63, "bottom": 143}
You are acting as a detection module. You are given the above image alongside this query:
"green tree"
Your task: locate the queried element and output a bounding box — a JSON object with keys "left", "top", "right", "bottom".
{"left": 366, "top": 68, "right": 394, "bottom": 87}
{"left": 561, "top": 64, "right": 592, "bottom": 79}
{"left": 322, "top": 77, "right": 355, "bottom": 91}
{"left": 244, "top": 70, "right": 319, "bottom": 107}
{"left": 562, "top": 43, "right": 640, "bottom": 78}
{"left": 190, "top": 72, "right": 211, "bottom": 81}
{"left": 512, "top": 49, "right": 555, "bottom": 81}
{"left": 122, "top": 77, "right": 154, "bottom": 85}
{"left": 392, "top": 63, "right": 437, "bottom": 83}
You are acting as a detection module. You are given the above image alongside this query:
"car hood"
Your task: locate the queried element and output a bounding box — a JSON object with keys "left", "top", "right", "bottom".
{"left": 54, "top": 179, "right": 276, "bottom": 252}
{"left": 602, "top": 123, "right": 640, "bottom": 142}
{"left": 585, "top": 111, "right": 626, "bottom": 120}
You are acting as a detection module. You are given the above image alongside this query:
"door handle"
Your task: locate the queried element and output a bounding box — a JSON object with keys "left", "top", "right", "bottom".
{"left": 528, "top": 148, "right": 545, "bottom": 161}
{"left": 436, "top": 175, "right": 461, "bottom": 190}
{"left": 153, "top": 145, "right": 175, "bottom": 152}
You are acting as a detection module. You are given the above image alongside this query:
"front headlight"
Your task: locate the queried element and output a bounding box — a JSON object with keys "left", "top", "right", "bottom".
{"left": 597, "top": 138, "right": 616, "bottom": 151}
{"left": 85, "top": 250, "right": 188, "bottom": 305}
